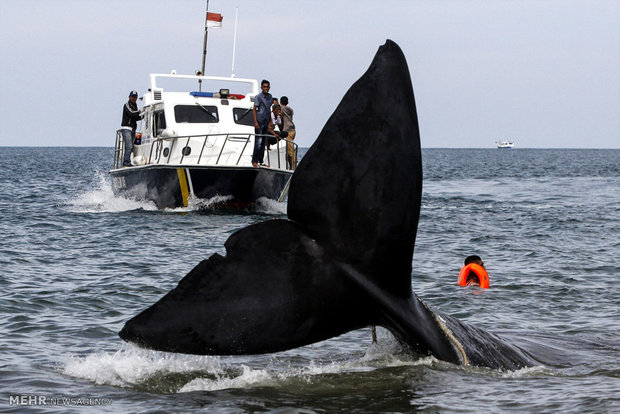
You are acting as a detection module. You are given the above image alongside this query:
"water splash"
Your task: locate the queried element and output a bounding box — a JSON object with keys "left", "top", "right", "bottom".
{"left": 61, "top": 343, "right": 224, "bottom": 391}
{"left": 61, "top": 336, "right": 448, "bottom": 394}
{"left": 156, "top": 194, "right": 236, "bottom": 213}
{"left": 65, "top": 172, "right": 157, "bottom": 213}
{"left": 179, "top": 365, "right": 276, "bottom": 393}
{"left": 255, "top": 197, "right": 287, "bottom": 215}
{"left": 64, "top": 173, "right": 287, "bottom": 215}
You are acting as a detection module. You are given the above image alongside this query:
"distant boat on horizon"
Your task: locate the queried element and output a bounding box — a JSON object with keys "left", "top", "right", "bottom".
{"left": 496, "top": 140, "right": 515, "bottom": 149}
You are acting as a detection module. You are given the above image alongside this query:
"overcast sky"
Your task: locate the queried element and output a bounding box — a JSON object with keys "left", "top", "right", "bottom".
{"left": 1, "top": 0, "right": 618, "bottom": 148}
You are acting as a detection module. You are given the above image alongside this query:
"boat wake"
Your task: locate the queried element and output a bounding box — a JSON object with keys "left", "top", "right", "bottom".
{"left": 66, "top": 173, "right": 287, "bottom": 215}
{"left": 65, "top": 172, "right": 158, "bottom": 213}
{"left": 177, "top": 195, "right": 286, "bottom": 215}
{"left": 183, "top": 194, "right": 235, "bottom": 211}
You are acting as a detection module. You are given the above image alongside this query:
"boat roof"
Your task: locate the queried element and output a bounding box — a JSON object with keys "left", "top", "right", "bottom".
{"left": 143, "top": 73, "right": 259, "bottom": 106}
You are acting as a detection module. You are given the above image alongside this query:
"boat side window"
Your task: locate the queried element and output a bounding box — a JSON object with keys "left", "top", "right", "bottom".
{"left": 144, "top": 111, "right": 152, "bottom": 136}
{"left": 233, "top": 108, "right": 254, "bottom": 126}
{"left": 175, "top": 105, "right": 219, "bottom": 123}
{"left": 154, "top": 110, "right": 167, "bottom": 136}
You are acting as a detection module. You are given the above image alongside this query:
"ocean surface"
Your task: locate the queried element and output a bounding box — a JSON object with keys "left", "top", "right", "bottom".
{"left": 0, "top": 147, "right": 618, "bottom": 413}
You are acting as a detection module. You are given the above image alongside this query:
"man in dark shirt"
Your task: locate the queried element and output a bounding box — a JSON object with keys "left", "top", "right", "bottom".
{"left": 120, "top": 90, "right": 143, "bottom": 167}
{"left": 252, "top": 80, "right": 273, "bottom": 167}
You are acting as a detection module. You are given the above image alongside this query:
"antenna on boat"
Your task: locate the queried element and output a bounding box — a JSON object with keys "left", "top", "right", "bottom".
{"left": 231, "top": 7, "right": 239, "bottom": 78}
{"left": 199, "top": 0, "right": 210, "bottom": 91}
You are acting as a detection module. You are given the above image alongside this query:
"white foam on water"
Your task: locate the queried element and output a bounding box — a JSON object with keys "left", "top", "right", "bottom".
{"left": 498, "top": 365, "right": 550, "bottom": 378}
{"left": 66, "top": 174, "right": 243, "bottom": 214}
{"left": 61, "top": 343, "right": 224, "bottom": 388}
{"left": 160, "top": 194, "right": 235, "bottom": 213}
{"left": 178, "top": 359, "right": 378, "bottom": 393}
{"left": 61, "top": 345, "right": 298, "bottom": 392}
{"left": 179, "top": 365, "right": 275, "bottom": 393}
{"left": 65, "top": 171, "right": 288, "bottom": 214}
{"left": 163, "top": 195, "right": 285, "bottom": 214}
{"left": 360, "top": 332, "right": 440, "bottom": 369}
{"left": 177, "top": 342, "right": 447, "bottom": 393}
{"left": 60, "top": 340, "right": 444, "bottom": 393}
{"left": 66, "top": 172, "right": 157, "bottom": 213}
{"left": 254, "top": 197, "right": 287, "bottom": 215}
{"left": 189, "top": 194, "right": 234, "bottom": 210}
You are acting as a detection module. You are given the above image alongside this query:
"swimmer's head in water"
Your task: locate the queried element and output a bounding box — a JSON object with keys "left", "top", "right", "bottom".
{"left": 458, "top": 256, "right": 490, "bottom": 288}
{"left": 464, "top": 255, "right": 484, "bottom": 268}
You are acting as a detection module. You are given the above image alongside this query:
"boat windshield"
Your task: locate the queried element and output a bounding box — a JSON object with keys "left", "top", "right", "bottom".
{"left": 175, "top": 105, "right": 219, "bottom": 123}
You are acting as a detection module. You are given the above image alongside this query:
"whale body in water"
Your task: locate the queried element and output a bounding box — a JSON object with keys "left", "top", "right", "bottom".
{"left": 119, "top": 40, "right": 538, "bottom": 370}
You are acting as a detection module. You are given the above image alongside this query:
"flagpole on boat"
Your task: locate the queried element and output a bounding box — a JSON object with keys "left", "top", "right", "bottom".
{"left": 199, "top": 0, "right": 210, "bottom": 91}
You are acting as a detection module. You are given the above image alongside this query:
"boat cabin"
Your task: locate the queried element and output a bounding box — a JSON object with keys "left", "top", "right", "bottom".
{"left": 140, "top": 73, "right": 257, "bottom": 142}
{"left": 114, "top": 73, "right": 292, "bottom": 170}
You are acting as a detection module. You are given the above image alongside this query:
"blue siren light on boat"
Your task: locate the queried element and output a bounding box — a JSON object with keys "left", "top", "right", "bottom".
{"left": 190, "top": 91, "right": 214, "bottom": 97}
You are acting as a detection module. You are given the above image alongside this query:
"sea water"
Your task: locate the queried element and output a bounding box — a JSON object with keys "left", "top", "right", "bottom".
{"left": 0, "top": 147, "right": 618, "bottom": 413}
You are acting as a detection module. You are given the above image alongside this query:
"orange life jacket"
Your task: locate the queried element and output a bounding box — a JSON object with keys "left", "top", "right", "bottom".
{"left": 457, "top": 263, "right": 490, "bottom": 288}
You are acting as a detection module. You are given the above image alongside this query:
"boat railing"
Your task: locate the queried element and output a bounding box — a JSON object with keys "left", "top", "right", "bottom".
{"left": 113, "top": 130, "right": 123, "bottom": 170}
{"left": 114, "top": 130, "right": 298, "bottom": 170}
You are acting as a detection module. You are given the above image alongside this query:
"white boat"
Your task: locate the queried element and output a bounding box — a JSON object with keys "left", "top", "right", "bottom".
{"left": 110, "top": 74, "right": 295, "bottom": 209}
{"left": 496, "top": 140, "right": 514, "bottom": 149}
{"left": 110, "top": 9, "right": 296, "bottom": 209}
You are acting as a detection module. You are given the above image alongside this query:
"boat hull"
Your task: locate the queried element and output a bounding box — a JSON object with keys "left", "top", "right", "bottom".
{"left": 110, "top": 165, "right": 292, "bottom": 209}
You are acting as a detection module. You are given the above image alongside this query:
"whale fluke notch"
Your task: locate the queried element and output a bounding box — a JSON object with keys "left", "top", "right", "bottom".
{"left": 119, "top": 40, "right": 537, "bottom": 370}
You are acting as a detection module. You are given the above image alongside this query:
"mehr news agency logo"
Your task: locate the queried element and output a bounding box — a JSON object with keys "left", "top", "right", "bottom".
{"left": 9, "top": 395, "right": 112, "bottom": 407}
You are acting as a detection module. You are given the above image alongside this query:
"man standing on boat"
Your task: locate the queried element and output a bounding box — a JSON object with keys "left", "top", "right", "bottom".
{"left": 252, "top": 80, "right": 273, "bottom": 167}
{"left": 280, "top": 96, "right": 297, "bottom": 170}
{"left": 120, "top": 90, "right": 143, "bottom": 167}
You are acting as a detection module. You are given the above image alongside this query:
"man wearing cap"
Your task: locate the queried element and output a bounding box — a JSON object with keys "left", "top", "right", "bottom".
{"left": 120, "top": 90, "right": 143, "bottom": 167}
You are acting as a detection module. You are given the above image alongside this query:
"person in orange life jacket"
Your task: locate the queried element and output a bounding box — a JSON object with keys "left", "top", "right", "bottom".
{"left": 457, "top": 255, "right": 490, "bottom": 288}
{"left": 120, "top": 90, "right": 144, "bottom": 167}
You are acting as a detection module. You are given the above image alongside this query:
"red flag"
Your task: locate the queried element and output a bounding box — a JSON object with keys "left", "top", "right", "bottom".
{"left": 206, "top": 12, "right": 223, "bottom": 28}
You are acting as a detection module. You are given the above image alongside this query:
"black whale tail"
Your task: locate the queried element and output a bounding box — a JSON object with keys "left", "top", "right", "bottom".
{"left": 120, "top": 40, "right": 537, "bottom": 370}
